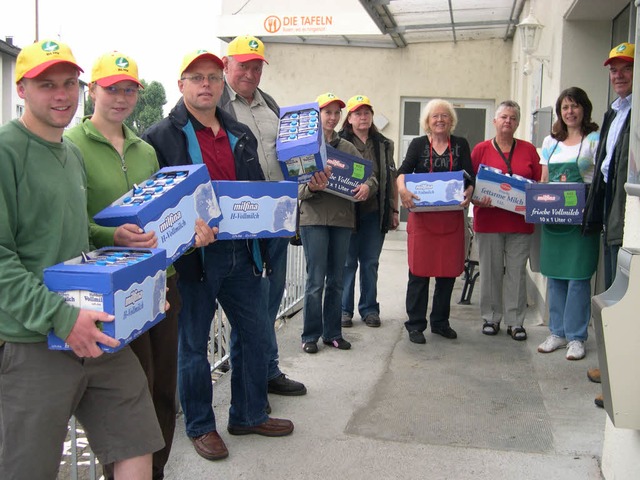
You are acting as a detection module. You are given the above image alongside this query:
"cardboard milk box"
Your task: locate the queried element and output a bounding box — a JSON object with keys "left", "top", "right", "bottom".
{"left": 472, "top": 165, "right": 534, "bottom": 215}
{"left": 324, "top": 145, "right": 373, "bottom": 201}
{"left": 93, "top": 164, "right": 222, "bottom": 267}
{"left": 525, "top": 182, "right": 586, "bottom": 224}
{"left": 404, "top": 171, "right": 465, "bottom": 212}
{"left": 45, "top": 247, "right": 167, "bottom": 353}
{"left": 276, "top": 102, "right": 327, "bottom": 183}
{"left": 212, "top": 181, "right": 298, "bottom": 239}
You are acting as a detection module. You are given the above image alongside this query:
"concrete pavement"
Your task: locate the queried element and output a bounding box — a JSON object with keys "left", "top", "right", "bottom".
{"left": 164, "top": 229, "right": 605, "bottom": 480}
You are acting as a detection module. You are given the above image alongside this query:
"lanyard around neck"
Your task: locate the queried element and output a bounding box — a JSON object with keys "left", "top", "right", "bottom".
{"left": 492, "top": 137, "right": 516, "bottom": 175}
{"left": 429, "top": 137, "right": 453, "bottom": 172}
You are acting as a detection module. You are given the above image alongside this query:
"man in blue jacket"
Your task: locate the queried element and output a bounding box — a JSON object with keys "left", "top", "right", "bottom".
{"left": 142, "top": 50, "right": 294, "bottom": 462}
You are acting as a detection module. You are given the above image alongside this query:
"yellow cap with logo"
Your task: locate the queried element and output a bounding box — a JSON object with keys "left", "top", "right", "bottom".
{"left": 15, "top": 39, "right": 83, "bottom": 83}
{"left": 316, "top": 92, "right": 346, "bottom": 109}
{"left": 179, "top": 49, "right": 224, "bottom": 78}
{"left": 91, "top": 51, "right": 142, "bottom": 87}
{"left": 346, "top": 95, "right": 374, "bottom": 113}
{"left": 604, "top": 42, "right": 635, "bottom": 66}
{"left": 227, "top": 35, "right": 268, "bottom": 63}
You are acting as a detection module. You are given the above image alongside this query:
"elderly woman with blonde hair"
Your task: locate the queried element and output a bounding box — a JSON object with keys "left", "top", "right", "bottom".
{"left": 396, "top": 99, "right": 474, "bottom": 344}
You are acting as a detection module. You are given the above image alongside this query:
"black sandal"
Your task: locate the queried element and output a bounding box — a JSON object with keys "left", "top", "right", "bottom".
{"left": 507, "top": 326, "right": 527, "bottom": 341}
{"left": 482, "top": 321, "right": 500, "bottom": 336}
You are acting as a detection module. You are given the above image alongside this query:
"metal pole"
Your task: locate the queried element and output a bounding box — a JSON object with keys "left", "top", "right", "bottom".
{"left": 35, "top": 0, "right": 39, "bottom": 41}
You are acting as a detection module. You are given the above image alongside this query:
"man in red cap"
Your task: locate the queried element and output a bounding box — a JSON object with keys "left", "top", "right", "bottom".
{"left": 219, "top": 35, "right": 307, "bottom": 402}
{"left": 142, "top": 48, "right": 294, "bottom": 463}
{"left": 0, "top": 39, "right": 164, "bottom": 479}
{"left": 584, "top": 42, "right": 635, "bottom": 408}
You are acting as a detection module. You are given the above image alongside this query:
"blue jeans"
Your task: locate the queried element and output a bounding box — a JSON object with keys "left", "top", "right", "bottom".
{"left": 342, "top": 210, "right": 386, "bottom": 318}
{"left": 177, "top": 240, "right": 269, "bottom": 436}
{"left": 300, "top": 225, "right": 352, "bottom": 343}
{"left": 547, "top": 277, "right": 591, "bottom": 341}
{"left": 262, "top": 237, "right": 289, "bottom": 381}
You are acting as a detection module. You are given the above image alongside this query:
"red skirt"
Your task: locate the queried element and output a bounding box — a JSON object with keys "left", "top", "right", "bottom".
{"left": 407, "top": 210, "right": 465, "bottom": 277}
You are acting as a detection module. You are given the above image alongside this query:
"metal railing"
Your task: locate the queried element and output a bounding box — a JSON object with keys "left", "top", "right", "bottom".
{"left": 62, "top": 243, "right": 306, "bottom": 479}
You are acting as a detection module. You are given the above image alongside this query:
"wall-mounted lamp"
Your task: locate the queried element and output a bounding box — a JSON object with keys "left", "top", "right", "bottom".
{"left": 517, "top": 6, "right": 551, "bottom": 76}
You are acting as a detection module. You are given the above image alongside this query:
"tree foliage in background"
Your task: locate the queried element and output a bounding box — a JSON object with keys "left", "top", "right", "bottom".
{"left": 83, "top": 79, "right": 167, "bottom": 135}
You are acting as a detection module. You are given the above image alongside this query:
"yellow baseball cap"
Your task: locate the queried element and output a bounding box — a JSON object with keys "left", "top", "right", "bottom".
{"left": 227, "top": 35, "right": 268, "bottom": 63}
{"left": 91, "top": 51, "right": 142, "bottom": 87}
{"left": 346, "top": 95, "right": 374, "bottom": 113}
{"left": 179, "top": 49, "right": 224, "bottom": 78}
{"left": 604, "top": 42, "right": 635, "bottom": 66}
{"left": 15, "top": 39, "right": 83, "bottom": 83}
{"left": 316, "top": 92, "right": 346, "bottom": 109}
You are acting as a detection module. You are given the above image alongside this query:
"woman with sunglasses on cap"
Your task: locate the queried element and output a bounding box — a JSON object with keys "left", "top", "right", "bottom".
{"left": 65, "top": 51, "right": 215, "bottom": 479}
{"left": 299, "top": 93, "right": 373, "bottom": 353}
{"left": 396, "top": 99, "right": 474, "bottom": 344}
{"left": 339, "top": 95, "right": 397, "bottom": 329}
{"left": 537, "top": 87, "right": 599, "bottom": 361}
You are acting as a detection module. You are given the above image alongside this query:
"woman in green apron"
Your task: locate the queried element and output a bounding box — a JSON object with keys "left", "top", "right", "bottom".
{"left": 537, "top": 87, "right": 600, "bottom": 361}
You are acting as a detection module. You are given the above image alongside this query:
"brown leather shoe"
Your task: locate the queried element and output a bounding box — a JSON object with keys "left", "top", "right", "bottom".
{"left": 227, "top": 417, "right": 294, "bottom": 437}
{"left": 594, "top": 394, "right": 604, "bottom": 408}
{"left": 190, "top": 431, "right": 229, "bottom": 460}
{"left": 587, "top": 368, "right": 601, "bottom": 384}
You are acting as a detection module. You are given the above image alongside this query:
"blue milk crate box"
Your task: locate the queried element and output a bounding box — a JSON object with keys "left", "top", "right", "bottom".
{"left": 212, "top": 181, "right": 298, "bottom": 239}
{"left": 525, "top": 182, "right": 586, "bottom": 224}
{"left": 472, "top": 164, "right": 534, "bottom": 215}
{"left": 324, "top": 145, "right": 373, "bottom": 202}
{"left": 276, "top": 102, "right": 327, "bottom": 184}
{"left": 45, "top": 247, "right": 167, "bottom": 353}
{"left": 93, "top": 164, "right": 222, "bottom": 267}
{"left": 404, "top": 171, "right": 465, "bottom": 212}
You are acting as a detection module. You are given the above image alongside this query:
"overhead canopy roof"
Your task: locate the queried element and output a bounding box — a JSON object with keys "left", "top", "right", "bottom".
{"left": 218, "top": 0, "right": 631, "bottom": 49}
{"left": 358, "top": 0, "right": 526, "bottom": 47}
{"left": 219, "top": 0, "right": 527, "bottom": 49}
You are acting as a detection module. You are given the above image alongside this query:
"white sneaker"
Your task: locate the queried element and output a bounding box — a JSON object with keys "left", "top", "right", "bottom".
{"left": 537, "top": 335, "right": 567, "bottom": 353}
{"left": 566, "top": 340, "right": 585, "bottom": 360}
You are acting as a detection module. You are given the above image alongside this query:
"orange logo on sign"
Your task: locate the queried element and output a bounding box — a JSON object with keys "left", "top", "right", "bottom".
{"left": 265, "top": 16, "right": 282, "bottom": 33}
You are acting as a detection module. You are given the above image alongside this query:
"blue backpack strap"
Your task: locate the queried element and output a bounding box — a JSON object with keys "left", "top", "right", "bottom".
{"left": 182, "top": 120, "right": 206, "bottom": 264}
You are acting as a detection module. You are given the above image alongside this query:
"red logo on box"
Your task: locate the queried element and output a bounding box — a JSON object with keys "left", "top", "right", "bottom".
{"left": 500, "top": 183, "right": 512, "bottom": 191}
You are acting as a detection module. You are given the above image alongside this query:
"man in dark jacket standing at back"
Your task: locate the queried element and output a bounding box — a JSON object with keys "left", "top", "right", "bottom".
{"left": 142, "top": 49, "right": 294, "bottom": 463}
{"left": 219, "top": 35, "right": 307, "bottom": 401}
{"left": 583, "top": 42, "right": 634, "bottom": 408}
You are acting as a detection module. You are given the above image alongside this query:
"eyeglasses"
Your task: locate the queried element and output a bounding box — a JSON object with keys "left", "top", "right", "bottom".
{"left": 431, "top": 114, "right": 451, "bottom": 120}
{"left": 101, "top": 85, "right": 139, "bottom": 96}
{"left": 181, "top": 74, "right": 223, "bottom": 84}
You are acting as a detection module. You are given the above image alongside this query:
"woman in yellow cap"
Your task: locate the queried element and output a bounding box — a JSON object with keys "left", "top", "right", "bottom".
{"left": 339, "top": 95, "right": 397, "bottom": 328}
{"left": 299, "top": 93, "right": 372, "bottom": 353}
{"left": 65, "top": 51, "right": 215, "bottom": 479}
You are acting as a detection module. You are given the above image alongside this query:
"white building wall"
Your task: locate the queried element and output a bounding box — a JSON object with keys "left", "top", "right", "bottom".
{"left": 258, "top": 39, "right": 513, "bottom": 163}
{"left": 517, "top": 1, "right": 640, "bottom": 478}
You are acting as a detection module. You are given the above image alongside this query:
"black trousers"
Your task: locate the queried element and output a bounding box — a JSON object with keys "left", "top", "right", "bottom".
{"left": 404, "top": 271, "right": 455, "bottom": 332}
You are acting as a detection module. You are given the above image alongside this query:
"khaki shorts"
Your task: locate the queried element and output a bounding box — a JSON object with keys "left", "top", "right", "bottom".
{"left": 0, "top": 342, "right": 164, "bottom": 479}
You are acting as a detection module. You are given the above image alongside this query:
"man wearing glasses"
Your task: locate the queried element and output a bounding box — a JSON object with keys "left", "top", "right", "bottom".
{"left": 584, "top": 42, "right": 635, "bottom": 408}
{"left": 219, "top": 35, "right": 307, "bottom": 403}
{"left": 142, "top": 50, "right": 294, "bottom": 463}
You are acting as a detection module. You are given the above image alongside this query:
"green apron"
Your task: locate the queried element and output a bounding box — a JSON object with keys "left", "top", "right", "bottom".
{"left": 540, "top": 155, "right": 599, "bottom": 280}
